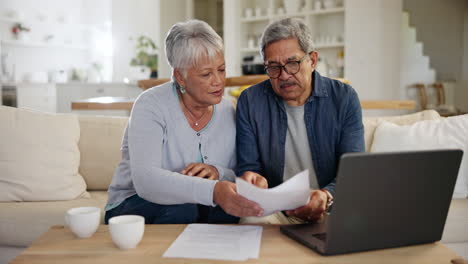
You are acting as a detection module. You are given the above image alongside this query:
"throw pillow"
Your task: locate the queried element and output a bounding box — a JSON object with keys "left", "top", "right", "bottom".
{"left": 363, "top": 110, "right": 441, "bottom": 152}
{"left": 0, "top": 106, "right": 89, "bottom": 201}
{"left": 370, "top": 114, "right": 468, "bottom": 198}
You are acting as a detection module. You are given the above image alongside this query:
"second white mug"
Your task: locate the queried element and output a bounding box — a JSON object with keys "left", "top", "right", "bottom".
{"left": 109, "top": 215, "right": 145, "bottom": 250}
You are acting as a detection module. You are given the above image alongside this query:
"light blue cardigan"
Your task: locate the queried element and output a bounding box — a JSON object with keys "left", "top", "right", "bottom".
{"left": 106, "top": 82, "right": 236, "bottom": 209}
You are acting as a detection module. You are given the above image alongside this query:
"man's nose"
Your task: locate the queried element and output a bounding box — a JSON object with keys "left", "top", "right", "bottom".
{"left": 278, "top": 67, "right": 291, "bottom": 80}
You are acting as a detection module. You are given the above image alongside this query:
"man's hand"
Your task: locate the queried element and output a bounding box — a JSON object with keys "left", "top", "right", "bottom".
{"left": 240, "top": 171, "right": 268, "bottom": 189}
{"left": 181, "top": 163, "right": 219, "bottom": 180}
{"left": 213, "top": 181, "right": 264, "bottom": 217}
{"left": 286, "top": 189, "right": 328, "bottom": 221}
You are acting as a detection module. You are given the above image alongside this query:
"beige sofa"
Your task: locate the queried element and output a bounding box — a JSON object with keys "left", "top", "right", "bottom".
{"left": 0, "top": 109, "right": 467, "bottom": 263}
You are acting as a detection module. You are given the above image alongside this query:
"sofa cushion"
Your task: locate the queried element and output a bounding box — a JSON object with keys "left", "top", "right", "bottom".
{"left": 442, "top": 199, "right": 468, "bottom": 243}
{"left": 362, "top": 110, "right": 441, "bottom": 152}
{"left": 0, "top": 246, "right": 25, "bottom": 264}
{"left": 78, "top": 115, "right": 128, "bottom": 190}
{"left": 0, "top": 191, "right": 108, "bottom": 247}
{"left": 0, "top": 106, "right": 88, "bottom": 201}
{"left": 370, "top": 114, "right": 468, "bottom": 198}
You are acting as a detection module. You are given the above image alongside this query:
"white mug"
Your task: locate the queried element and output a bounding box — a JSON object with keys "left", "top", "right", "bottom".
{"left": 65, "top": 207, "right": 100, "bottom": 238}
{"left": 245, "top": 8, "right": 253, "bottom": 18}
{"left": 277, "top": 7, "right": 285, "bottom": 15}
{"left": 109, "top": 215, "right": 145, "bottom": 250}
{"left": 255, "top": 7, "right": 262, "bottom": 17}
{"left": 266, "top": 7, "right": 274, "bottom": 16}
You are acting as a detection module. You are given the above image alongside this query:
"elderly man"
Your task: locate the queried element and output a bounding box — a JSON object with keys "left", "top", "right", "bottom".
{"left": 236, "top": 18, "right": 364, "bottom": 223}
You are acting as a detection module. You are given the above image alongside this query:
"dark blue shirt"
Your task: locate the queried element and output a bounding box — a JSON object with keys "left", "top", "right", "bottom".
{"left": 236, "top": 71, "right": 365, "bottom": 196}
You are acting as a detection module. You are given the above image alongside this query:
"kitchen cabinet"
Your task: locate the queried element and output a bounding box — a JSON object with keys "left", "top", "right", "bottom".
{"left": 56, "top": 83, "right": 141, "bottom": 113}
{"left": 16, "top": 83, "right": 56, "bottom": 112}
{"left": 15, "top": 83, "right": 141, "bottom": 114}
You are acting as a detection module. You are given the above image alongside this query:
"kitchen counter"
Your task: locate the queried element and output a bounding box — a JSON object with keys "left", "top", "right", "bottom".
{"left": 71, "top": 96, "right": 133, "bottom": 111}
{"left": 5, "top": 82, "right": 142, "bottom": 114}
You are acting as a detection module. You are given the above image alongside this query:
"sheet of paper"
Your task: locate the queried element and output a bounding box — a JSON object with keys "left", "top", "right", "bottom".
{"left": 236, "top": 169, "right": 311, "bottom": 216}
{"left": 163, "top": 224, "right": 263, "bottom": 261}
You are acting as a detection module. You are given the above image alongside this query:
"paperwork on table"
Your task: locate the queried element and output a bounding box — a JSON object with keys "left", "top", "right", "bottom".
{"left": 163, "top": 224, "right": 263, "bottom": 261}
{"left": 236, "top": 169, "right": 311, "bottom": 216}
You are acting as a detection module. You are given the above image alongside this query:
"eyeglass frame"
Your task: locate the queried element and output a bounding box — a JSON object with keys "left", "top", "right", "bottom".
{"left": 264, "top": 54, "right": 310, "bottom": 79}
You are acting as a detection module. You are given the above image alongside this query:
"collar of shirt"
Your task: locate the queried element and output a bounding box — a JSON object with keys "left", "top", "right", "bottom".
{"left": 262, "top": 70, "right": 329, "bottom": 105}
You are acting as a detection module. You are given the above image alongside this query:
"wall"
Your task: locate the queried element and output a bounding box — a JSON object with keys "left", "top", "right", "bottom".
{"left": 82, "top": 0, "right": 112, "bottom": 82}
{"left": 111, "top": 0, "right": 160, "bottom": 82}
{"left": 404, "top": 0, "right": 467, "bottom": 111}
{"left": 223, "top": 0, "right": 242, "bottom": 77}
{"left": 157, "top": 0, "right": 191, "bottom": 79}
{"left": 194, "top": 0, "right": 223, "bottom": 37}
{"left": 458, "top": 7, "right": 468, "bottom": 112}
{"left": 403, "top": 0, "right": 465, "bottom": 82}
{"left": 0, "top": 0, "right": 90, "bottom": 82}
{"left": 345, "top": 0, "right": 403, "bottom": 103}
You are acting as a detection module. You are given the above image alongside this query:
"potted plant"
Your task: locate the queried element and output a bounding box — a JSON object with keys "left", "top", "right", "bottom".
{"left": 130, "top": 35, "right": 158, "bottom": 78}
{"left": 11, "top": 22, "right": 30, "bottom": 41}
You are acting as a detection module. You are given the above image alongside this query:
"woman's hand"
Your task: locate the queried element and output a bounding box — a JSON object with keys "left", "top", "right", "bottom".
{"left": 181, "top": 163, "right": 219, "bottom": 180}
{"left": 213, "top": 181, "right": 264, "bottom": 217}
{"left": 240, "top": 171, "right": 268, "bottom": 189}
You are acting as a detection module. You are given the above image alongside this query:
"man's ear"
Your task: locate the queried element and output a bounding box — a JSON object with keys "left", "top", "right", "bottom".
{"left": 309, "top": 51, "right": 318, "bottom": 68}
{"left": 174, "top": 69, "right": 186, "bottom": 87}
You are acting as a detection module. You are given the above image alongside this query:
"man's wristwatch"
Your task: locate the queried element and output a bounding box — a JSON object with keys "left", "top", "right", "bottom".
{"left": 321, "top": 189, "right": 334, "bottom": 211}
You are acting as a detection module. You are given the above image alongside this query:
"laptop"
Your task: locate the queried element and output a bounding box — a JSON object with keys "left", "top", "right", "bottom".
{"left": 280, "top": 149, "right": 463, "bottom": 255}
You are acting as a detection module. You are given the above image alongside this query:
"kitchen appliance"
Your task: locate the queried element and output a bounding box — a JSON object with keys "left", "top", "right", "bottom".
{"left": 2, "top": 85, "right": 17, "bottom": 107}
{"left": 241, "top": 55, "right": 265, "bottom": 75}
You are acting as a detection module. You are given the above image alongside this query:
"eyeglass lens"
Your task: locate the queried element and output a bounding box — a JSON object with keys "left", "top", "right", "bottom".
{"left": 266, "top": 61, "right": 300, "bottom": 78}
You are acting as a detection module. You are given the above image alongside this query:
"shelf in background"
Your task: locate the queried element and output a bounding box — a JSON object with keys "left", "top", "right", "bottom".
{"left": 315, "top": 42, "right": 345, "bottom": 49}
{"left": 240, "top": 16, "right": 270, "bottom": 22}
{"left": 241, "top": 47, "right": 259, "bottom": 53}
{"left": 308, "top": 7, "right": 345, "bottom": 15}
{"left": 240, "top": 7, "right": 345, "bottom": 23}
{"left": 0, "top": 16, "right": 98, "bottom": 31}
{"left": 1, "top": 40, "right": 88, "bottom": 50}
{"left": 242, "top": 42, "right": 344, "bottom": 53}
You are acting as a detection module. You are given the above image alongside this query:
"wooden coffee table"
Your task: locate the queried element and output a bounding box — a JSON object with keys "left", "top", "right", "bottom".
{"left": 11, "top": 225, "right": 459, "bottom": 264}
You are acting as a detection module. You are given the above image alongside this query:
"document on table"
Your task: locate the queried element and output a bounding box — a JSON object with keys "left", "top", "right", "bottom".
{"left": 163, "top": 224, "right": 263, "bottom": 261}
{"left": 236, "top": 169, "right": 311, "bottom": 216}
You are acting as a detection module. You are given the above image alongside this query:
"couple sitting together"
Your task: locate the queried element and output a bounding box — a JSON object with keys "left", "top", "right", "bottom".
{"left": 104, "top": 17, "right": 364, "bottom": 225}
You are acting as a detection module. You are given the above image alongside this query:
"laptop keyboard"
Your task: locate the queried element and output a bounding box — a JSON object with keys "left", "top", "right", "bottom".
{"left": 312, "top": 233, "right": 327, "bottom": 241}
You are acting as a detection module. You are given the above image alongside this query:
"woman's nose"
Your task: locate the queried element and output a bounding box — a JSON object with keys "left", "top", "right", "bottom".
{"left": 213, "top": 71, "right": 225, "bottom": 86}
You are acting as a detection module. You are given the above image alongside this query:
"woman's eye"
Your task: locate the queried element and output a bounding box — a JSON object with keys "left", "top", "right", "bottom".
{"left": 202, "top": 73, "right": 210, "bottom": 77}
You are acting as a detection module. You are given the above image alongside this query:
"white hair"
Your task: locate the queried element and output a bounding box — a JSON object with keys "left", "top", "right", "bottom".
{"left": 165, "top": 19, "right": 224, "bottom": 82}
{"left": 259, "top": 18, "right": 315, "bottom": 60}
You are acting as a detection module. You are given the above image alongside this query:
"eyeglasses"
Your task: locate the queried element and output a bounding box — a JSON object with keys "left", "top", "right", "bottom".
{"left": 264, "top": 54, "right": 309, "bottom": 79}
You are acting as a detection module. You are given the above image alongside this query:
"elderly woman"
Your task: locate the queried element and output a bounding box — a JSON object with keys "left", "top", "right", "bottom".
{"left": 105, "top": 20, "right": 263, "bottom": 224}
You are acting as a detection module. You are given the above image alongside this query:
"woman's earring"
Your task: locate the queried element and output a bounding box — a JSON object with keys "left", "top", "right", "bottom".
{"left": 179, "top": 85, "right": 186, "bottom": 94}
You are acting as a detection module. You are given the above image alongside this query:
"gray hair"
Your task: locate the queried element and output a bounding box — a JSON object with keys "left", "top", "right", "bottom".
{"left": 259, "top": 18, "right": 315, "bottom": 60}
{"left": 165, "top": 19, "right": 224, "bottom": 81}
